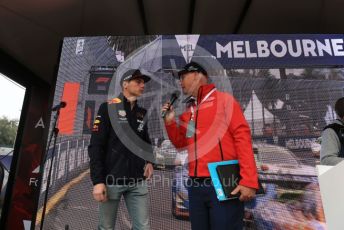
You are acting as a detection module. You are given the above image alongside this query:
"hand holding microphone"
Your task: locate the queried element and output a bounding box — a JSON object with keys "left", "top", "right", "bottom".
{"left": 161, "top": 91, "right": 180, "bottom": 122}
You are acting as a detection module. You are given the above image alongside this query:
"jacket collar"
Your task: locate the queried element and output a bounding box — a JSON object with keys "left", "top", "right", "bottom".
{"left": 196, "top": 83, "right": 216, "bottom": 105}
{"left": 119, "top": 93, "right": 137, "bottom": 109}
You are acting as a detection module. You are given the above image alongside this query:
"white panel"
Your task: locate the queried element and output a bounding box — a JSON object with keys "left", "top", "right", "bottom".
{"left": 318, "top": 161, "right": 344, "bottom": 230}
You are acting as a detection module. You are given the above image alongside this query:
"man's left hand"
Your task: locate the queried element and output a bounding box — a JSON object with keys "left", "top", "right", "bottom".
{"left": 144, "top": 163, "right": 154, "bottom": 180}
{"left": 231, "top": 185, "right": 256, "bottom": 202}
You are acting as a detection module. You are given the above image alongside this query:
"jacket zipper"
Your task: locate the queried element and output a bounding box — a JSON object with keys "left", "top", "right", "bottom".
{"left": 194, "top": 109, "right": 199, "bottom": 176}
{"left": 218, "top": 139, "right": 224, "bottom": 161}
{"left": 193, "top": 87, "right": 204, "bottom": 177}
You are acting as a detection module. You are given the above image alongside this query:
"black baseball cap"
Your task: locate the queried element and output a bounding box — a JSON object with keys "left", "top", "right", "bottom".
{"left": 178, "top": 62, "right": 208, "bottom": 77}
{"left": 120, "top": 69, "right": 151, "bottom": 85}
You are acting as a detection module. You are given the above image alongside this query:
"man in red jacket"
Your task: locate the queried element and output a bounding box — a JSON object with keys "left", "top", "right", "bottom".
{"left": 162, "top": 62, "right": 258, "bottom": 230}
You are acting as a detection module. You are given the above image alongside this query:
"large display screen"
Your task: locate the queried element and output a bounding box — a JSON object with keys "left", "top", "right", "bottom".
{"left": 35, "top": 35, "right": 344, "bottom": 229}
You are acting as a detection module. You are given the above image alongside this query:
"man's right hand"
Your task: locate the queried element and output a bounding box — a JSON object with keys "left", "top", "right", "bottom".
{"left": 93, "top": 183, "right": 107, "bottom": 202}
{"left": 161, "top": 102, "right": 175, "bottom": 124}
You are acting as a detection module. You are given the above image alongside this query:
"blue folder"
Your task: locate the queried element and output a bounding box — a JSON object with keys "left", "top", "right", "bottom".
{"left": 208, "top": 160, "right": 239, "bottom": 201}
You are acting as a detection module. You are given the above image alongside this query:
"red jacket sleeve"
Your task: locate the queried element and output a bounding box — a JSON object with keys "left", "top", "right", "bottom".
{"left": 228, "top": 98, "right": 259, "bottom": 189}
{"left": 164, "top": 115, "right": 188, "bottom": 150}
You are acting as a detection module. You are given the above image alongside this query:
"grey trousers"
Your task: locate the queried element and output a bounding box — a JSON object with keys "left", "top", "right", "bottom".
{"left": 98, "top": 182, "right": 150, "bottom": 230}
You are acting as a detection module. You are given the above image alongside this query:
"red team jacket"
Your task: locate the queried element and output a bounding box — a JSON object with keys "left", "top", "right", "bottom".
{"left": 165, "top": 84, "right": 259, "bottom": 189}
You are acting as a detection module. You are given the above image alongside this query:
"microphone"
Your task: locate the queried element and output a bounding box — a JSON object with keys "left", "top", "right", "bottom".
{"left": 52, "top": 101, "right": 67, "bottom": 111}
{"left": 162, "top": 91, "right": 180, "bottom": 118}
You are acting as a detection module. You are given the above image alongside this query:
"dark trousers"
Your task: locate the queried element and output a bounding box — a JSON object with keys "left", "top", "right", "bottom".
{"left": 188, "top": 178, "right": 244, "bottom": 230}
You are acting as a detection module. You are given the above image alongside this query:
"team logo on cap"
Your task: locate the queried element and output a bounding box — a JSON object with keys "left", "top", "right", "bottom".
{"left": 123, "top": 76, "right": 131, "bottom": 81}
{"left": 187, "top": 66, "right": 199, "bottom": 71}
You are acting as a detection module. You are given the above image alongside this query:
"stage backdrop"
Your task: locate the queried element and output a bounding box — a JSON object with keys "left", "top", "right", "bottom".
{"left": 33, "top": 34, "right": 344, "bottom": 230}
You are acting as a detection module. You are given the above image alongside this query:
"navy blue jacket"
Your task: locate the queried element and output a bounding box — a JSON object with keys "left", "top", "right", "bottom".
{"left": 88, "top": 94, "right": 153, "bottom": 185}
